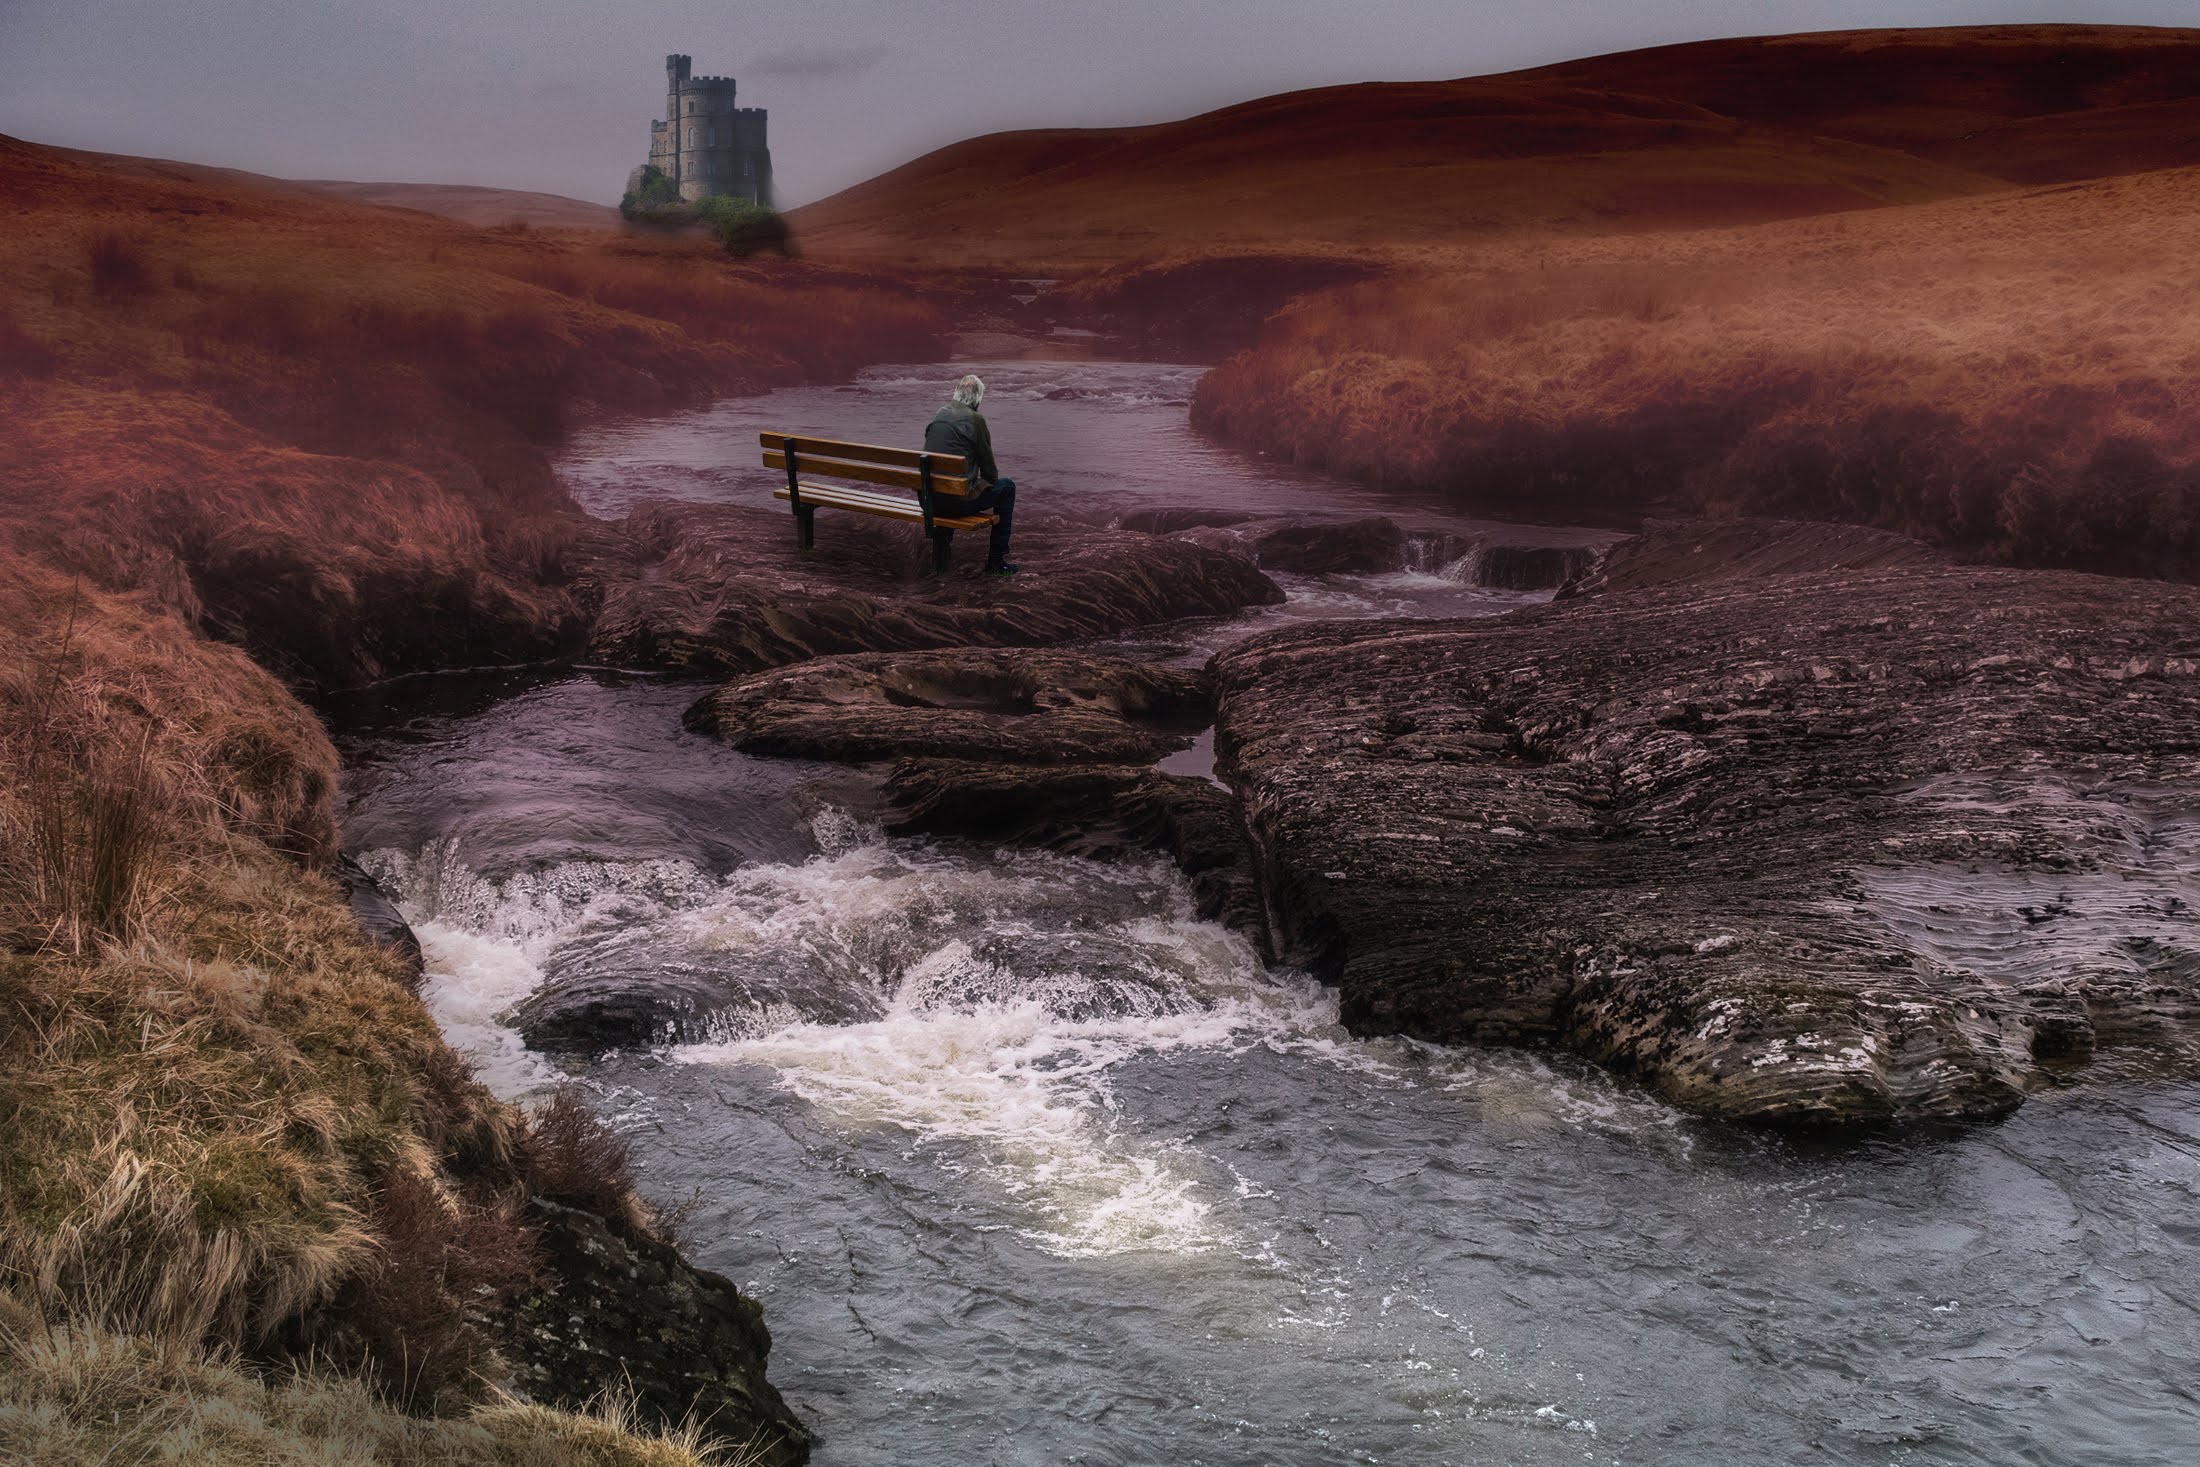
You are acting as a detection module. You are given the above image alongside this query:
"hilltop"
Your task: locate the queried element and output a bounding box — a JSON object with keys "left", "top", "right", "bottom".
{"left": 292, "top": 178, "right": 620, "bottom": 230}
{"left": 792, "top": 23, "right": 2200, "bottom": 268}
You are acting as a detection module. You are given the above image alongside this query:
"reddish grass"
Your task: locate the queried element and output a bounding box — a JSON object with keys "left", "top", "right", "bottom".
{"left": 0, "top": 137, "right": 949, "bottom": 688}
{"left": 1192, "top": 166, "right": 2200, "bottom": 578}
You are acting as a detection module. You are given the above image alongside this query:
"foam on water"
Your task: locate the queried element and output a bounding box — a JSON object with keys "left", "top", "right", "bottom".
{"left": 367, "top": 823, "right": 1367, "bottom": 1258}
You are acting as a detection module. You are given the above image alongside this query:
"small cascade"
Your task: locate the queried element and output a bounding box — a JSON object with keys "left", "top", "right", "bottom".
{"left": 1430, "top": 537, "right": 1602, "bottom": 591}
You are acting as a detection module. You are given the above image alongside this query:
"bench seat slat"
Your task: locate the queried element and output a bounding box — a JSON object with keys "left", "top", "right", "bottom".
{"left": 775, "top": 485, "right": 995, "bottom": 532}
{"left": 759, "top": 432, "right": 966, "bottom": 476}
{"left": 762, "top": 450, "right": 977, "bottom": 498}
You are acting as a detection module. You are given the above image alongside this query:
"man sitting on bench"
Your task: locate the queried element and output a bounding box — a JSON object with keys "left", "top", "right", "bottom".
{"left": 923, "top": 374, "right": 1018, "bottom": 576}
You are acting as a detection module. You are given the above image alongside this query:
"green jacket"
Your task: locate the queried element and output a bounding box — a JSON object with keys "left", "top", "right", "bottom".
{"left": 923, "top": 402, "right": 998, "bottom": 491}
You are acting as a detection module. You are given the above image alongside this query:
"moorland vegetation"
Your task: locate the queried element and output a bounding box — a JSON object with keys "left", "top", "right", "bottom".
{"left": 0, "top": 132, "right": 941, "bottom": 1462}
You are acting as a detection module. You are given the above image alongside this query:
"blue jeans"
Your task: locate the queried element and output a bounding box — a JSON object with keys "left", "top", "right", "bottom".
{"left": 961, "top": 477, "right": 1016, "bottom": 564}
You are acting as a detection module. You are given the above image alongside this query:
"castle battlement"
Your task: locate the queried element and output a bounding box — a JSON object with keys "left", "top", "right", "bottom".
{"left": 645, "top": 51, "right": 774, "bottom": 208}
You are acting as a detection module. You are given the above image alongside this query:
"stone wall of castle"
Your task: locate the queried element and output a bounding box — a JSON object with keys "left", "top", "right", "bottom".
{"left": 648, "top": 54, "right": 773, "bottom": 207}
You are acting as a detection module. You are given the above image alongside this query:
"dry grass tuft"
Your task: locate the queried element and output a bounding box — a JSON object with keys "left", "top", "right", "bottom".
{"left": 0, "top": 1312, "right": 745, "bottom": 1465}
{"left": 520, "top": 1090, "right": 649, "bottom": 1236}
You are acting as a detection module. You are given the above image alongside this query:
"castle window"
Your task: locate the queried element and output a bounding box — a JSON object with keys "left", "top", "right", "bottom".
{"left": 687, "top": 126, "right": 697, "bottom": 147}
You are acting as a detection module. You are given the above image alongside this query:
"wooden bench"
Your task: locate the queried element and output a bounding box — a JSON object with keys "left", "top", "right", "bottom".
{"left": 759, "top": 431, "right": 996, "bottom": 573}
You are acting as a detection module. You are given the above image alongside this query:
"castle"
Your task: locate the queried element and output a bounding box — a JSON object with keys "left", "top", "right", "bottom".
{"left": 647, "top": 54, "right": 773, "bottom": 206}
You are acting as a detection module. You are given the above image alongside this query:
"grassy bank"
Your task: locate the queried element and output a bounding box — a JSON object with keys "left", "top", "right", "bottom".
{"left": 0, "top": 134, "right": 943, "bottom": 1459}
{"left": 0, "top": 557, "right": 730, "bottom": 1462}
{"left": 1191, "top": 165, "right": 2200, "bottom": 579}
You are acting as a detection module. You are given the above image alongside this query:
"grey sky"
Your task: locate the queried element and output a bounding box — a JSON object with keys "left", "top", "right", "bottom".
{"left": 1, "top": 2, "right": 2189, "bottom": 207}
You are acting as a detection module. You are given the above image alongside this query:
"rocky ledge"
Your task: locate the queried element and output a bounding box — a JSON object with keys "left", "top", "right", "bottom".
{"left": 1214, "top": 519, "right": 2200, "bottom": 1127}
{"left": 1114, "top": 509, "right": 1607, "bottom": 589}
{"left": 682, "top": 647, "right": 1210, "bottom": 763}
{"left": 572, "top": 501, "right": 1281, "bottom": 676}
{"left": 494, "top": 1199, "right": 810, "bottom": 1466}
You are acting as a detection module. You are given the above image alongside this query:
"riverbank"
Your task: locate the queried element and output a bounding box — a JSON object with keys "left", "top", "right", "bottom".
{"left": 0, "top": 135, "right": 965, "bottom": 1462}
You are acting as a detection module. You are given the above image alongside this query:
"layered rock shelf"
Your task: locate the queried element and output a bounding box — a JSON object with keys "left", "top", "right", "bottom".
{"left": 574, "top": 502, "right": 1281, "bottom": 675}
{"left": 1213, "top": 519, "right": 2200, "bottom": 1126}
{"left": 684, "top": 647, "right": 1211, "bottom": 764}
{"left": 685, "top": 647, "right": 1264, "bottom": 933}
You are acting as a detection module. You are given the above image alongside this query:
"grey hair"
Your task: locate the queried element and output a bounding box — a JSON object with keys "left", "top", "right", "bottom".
{"left": 950, "top": 373, "right": 986, "bottom": 408}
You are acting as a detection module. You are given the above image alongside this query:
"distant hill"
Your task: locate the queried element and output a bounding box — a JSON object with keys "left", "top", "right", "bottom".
{"left": 291, "top": 179, "right": 618, "bottom": 230}
{"left": 791, "top": 23, "right": 2200, "bottom": 268}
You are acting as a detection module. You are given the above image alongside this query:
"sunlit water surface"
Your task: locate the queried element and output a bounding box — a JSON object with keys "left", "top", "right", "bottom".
{"left": 338, "top": 359, "right": 2200, "bottom": 1466}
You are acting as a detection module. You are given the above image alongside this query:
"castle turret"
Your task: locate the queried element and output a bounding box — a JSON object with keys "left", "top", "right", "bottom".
{"left": 646, "top": 53, "right": 772, "bottom": 207}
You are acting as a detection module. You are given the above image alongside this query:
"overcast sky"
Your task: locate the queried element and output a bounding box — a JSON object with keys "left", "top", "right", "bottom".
{"left": 0, "top": 2, "right": 2189, "bottom": 207}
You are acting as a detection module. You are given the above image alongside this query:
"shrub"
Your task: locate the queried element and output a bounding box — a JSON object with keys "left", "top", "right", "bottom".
{"left": 692, "top": 195, "right": 794, "bottom": 260}
{"left": 618, "top": 164, "right": 684, "bottom": 220}
{"left": 85, "top": 230, "right": 152, "bottom": 300}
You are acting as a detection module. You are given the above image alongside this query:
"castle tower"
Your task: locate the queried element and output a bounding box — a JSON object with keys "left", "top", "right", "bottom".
{"left": 648, "top": 52, "right": 773, "bottom": 207}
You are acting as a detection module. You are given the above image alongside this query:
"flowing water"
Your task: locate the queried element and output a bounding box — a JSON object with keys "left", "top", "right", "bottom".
{"left": 339, "top": 357, "right": 2200, "bottom": 1466}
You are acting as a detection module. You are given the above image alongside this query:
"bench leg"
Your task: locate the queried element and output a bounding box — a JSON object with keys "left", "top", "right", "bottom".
{"left": 930, "top": 529, "right": 953, "bottom": 574}
{"left": 795, "top": 506, "right": 815, "bottom": 551}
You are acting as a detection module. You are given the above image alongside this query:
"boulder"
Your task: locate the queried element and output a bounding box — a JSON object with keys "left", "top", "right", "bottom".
{"left": 1213, "top": 519, "right": 2200, "bottom": 1127}
{"left": 881, "top": 759, "right": 1265, "bottom": 939}
{"left": 494, "top": 1199, "right": 810, "bottom": 1466}
{"left": 574, "top": 501, "right": 1282, "bottom": 676}
{"left": 683, "top": 648, "right": 1210, "bottom": 764}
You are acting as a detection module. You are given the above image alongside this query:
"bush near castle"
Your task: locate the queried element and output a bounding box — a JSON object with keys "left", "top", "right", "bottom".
{"left": 621, "top": 166, "right": 793, "bottom": 259}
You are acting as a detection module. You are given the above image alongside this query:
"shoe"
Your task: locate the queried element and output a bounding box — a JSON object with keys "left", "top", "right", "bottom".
{"left": 984, "top": 561, "right": 1020, "bottom": 577}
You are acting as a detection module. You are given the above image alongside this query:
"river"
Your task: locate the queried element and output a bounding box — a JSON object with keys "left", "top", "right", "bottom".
{"left": 337, "top": 355, "right": 2200, "bottom": 1466}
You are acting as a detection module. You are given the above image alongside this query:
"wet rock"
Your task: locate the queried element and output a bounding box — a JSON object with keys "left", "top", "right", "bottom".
{"left": 574, "top": 501, "right": 1282, "bottom": 676}
{"left": 1445, "top": 540, "right": 1603, "bottom": 592}
{"left": 1152, "top": 513, "right": 1609, "bottom": 586}
{"left": 1162, "top": 514, "right": 1407, "bottom": 574}
{"left": 882, "top": 760, "right": 1265, "bottom": 939}
{"left": 684, "top": 648, "right": 1210, "bottom": 764}
{"left": 1116, "top": 508, "right": 1258, "bottom": 535}
{"left": 1213, "top": 518, "right": 2200, "bottom": 1127}
{"left": 334, "top": 853, "right": 424, "bottom": 989}
{"left": 1558, "top": 516, "right": 1938, "bottom": 598}
{"left": 494, "top": 1198, "right": 810, "bottom": 1466}
{"left": 514, "top": 919, "right": 886, "bottom": 1052}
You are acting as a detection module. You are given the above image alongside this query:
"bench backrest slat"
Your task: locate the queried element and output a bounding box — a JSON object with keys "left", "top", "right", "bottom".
{"left": 762, "top": 449, "right": 975, "bottom": 498}
{"left": 758, "top": 432, "right": 966, "bottom": 475}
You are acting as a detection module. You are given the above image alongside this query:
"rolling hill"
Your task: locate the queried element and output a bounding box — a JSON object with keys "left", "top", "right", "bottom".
{"left": 791, "top": 23, "right": 2200, "bottom": 269}
{"left": 293, "top": 178, "right": 619, "bottom": 230}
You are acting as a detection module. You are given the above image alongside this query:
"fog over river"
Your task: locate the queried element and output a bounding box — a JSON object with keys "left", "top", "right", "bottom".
{"left": 337, "top": 357, "right": 2200, "bottom": 1466}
